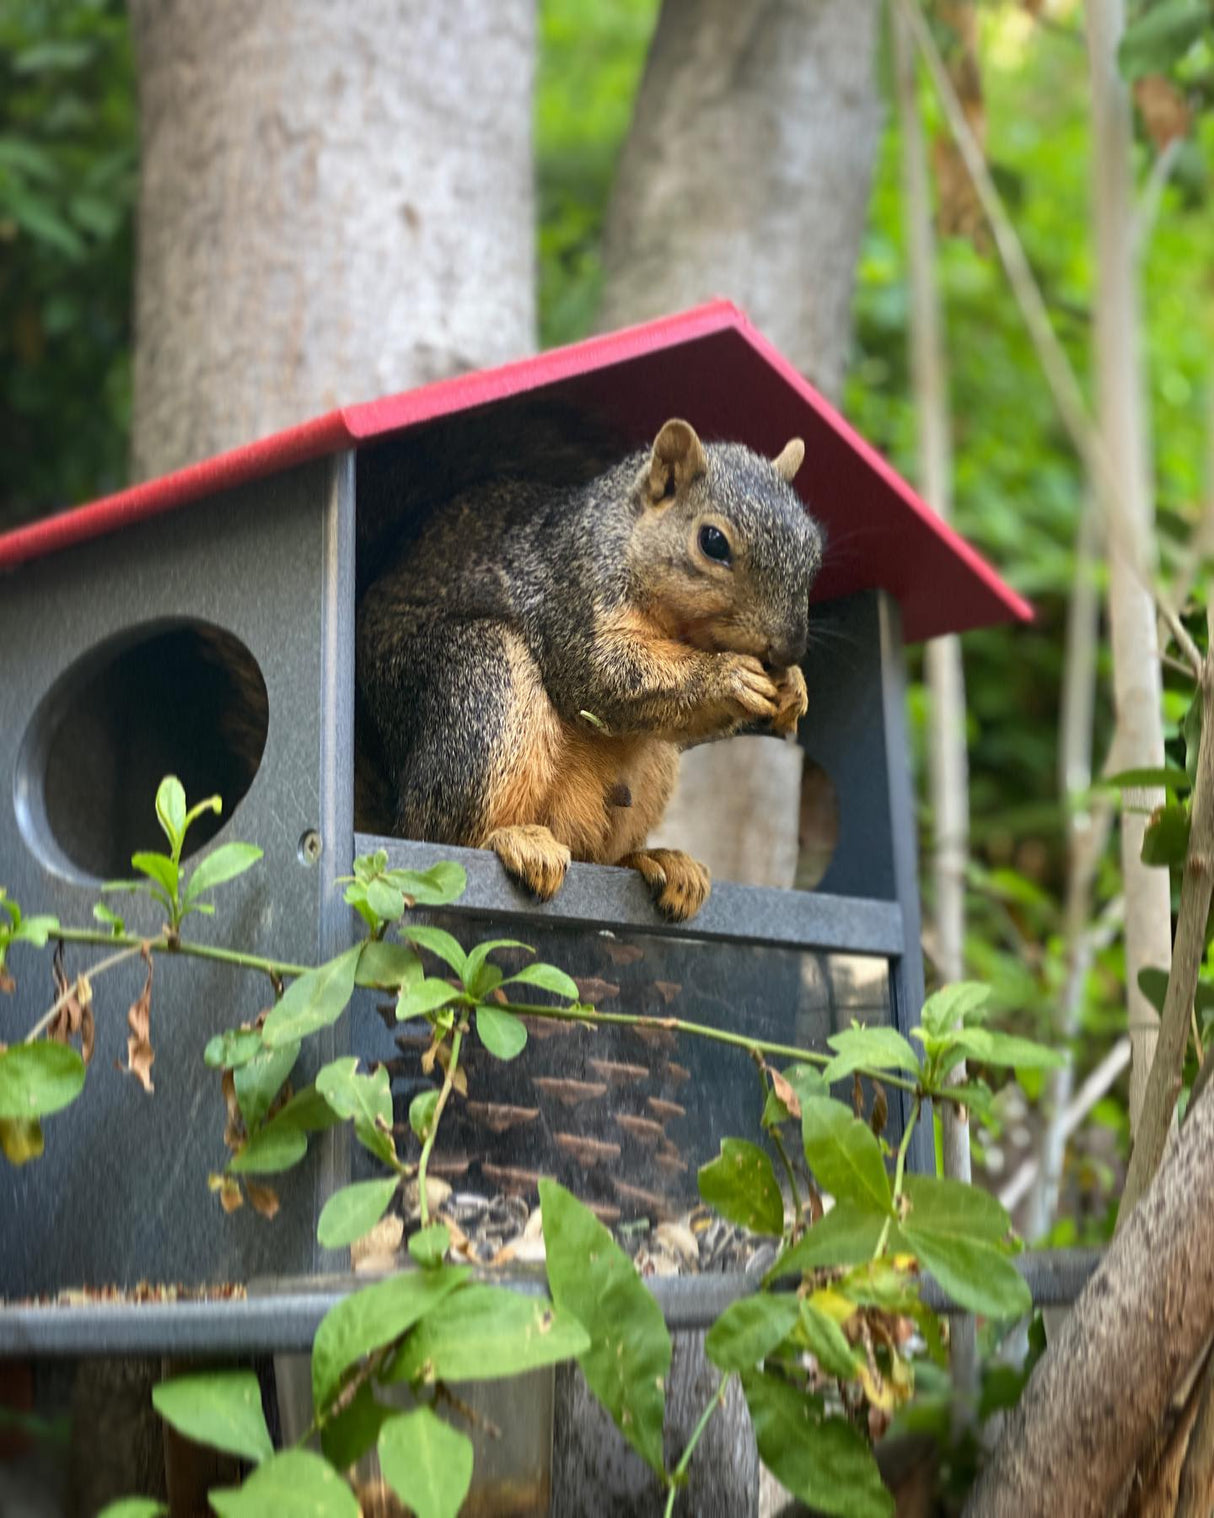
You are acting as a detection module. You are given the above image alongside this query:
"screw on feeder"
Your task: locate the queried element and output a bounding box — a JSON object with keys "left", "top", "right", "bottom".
{"left": 298, "top": 830, "right": 322, "bottom": 866}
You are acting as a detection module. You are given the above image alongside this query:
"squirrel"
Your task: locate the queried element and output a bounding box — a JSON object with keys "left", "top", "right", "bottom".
{"left": 355, "top": 418, "right": 823, "bottom": 921}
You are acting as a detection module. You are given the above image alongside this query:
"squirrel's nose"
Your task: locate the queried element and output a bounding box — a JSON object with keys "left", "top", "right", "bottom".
{"left": 768, "top": 629, "right": 807, "bottom": 669}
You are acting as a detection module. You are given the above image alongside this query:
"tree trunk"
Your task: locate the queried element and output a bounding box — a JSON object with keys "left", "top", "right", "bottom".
{"left": 598, "top": 0, "right": 881, "bottom": 894}
{"left": 1085, "top": 0, "right": 1171, "bottom": 1147}
{"left": 965, "top": 1081, "right": 1214, "bottom": 1517}
{"left": 590, "top": 4, "right": 882, "bottom": 1512}
{"left": 129, "top": 0, "right": 536, "bottom": 480}
{"left": 71, "top": 6, "right": 535, "bottom": 1512}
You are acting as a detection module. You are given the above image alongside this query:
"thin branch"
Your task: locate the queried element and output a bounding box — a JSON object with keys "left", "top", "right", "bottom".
{"left": 1001, "top": 1034, "right": 1131, "bottom": 1215}
{"left": 1178, "top": 1345, "right": 1214, "bottom": 1515}
{"left": 895, "top": 0, "right": 1201, "bottom": 679}
{"left": 24, "top": 943, "right": 145, "bottom": 1044}
{"left": 1133, "top": 136, "right": 1183, "bottom": 259}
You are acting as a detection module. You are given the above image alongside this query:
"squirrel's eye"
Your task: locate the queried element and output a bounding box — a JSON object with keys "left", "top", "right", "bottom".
{"left": 698, "top": 524, "right": 732, "bottom": 565}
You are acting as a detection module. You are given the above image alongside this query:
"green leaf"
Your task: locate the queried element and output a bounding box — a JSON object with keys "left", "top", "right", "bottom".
{"left": 395, "top": 977, "right": 463, "bottom": 1021}
{"left": 901, "top": 1173, "right": 1014, "bottom": 1243}
{"left": 317, "top": 1178, "right": 399, "bottom": 1249}
{"left": 355, "top": 942, "right": 422, "bottom": 990}
{"left": 366, "top": 878, "right": 407, "bottom": 922}
{"left": 919, "top": 982, "right": 990, "bottom": 1037}
{"left": 895, "top": 1225, "right": 1030, "bottom": 1320}
{"left": 401, "top": 925, "right": 467, "bottom": 976}
{"left": 822, "top": 1025, "right": 921, "bottom": 1083}
{"left": 540, "top": 1178, "right": 671, "bottom": 1478}
{"left": 800, "top": 1099, "right": 892, "bottom": 1215}
{"left": 1142, "top": 804, "right": 1191, "bottom": 867}
{"left": 273, "top": 1084, "right": 342, "bottom": 1132}
{"left": 320, "top": 1380, "right": 394, "bottom": 1472}
{"left": 182, "top": 843, "right": 262, "bottom": 907}
{"left": 781, "top": 1064, "right": 831, "bottom": 1105}
{"left": 1117, "top": 0, "right": 1208, "bottom": 79}
{"left": 0, "top": 1117, "right": 44, "bottom": 1165}
{"left": 315, "top": 1058, "right": 392, "bottom": 1130}
{"left": 261, "top": 946, "right": 361, "bottom": 1046}
{"left": 742, "top": 1370, "right": 892, "bottom": 1518}
{"left": 0, "top": 1042, "right": 86, "bottom": 1119}
{"left": 390, "top": 861, "right": 467, "bottom": 907}
{"left": 150, "top": 1370, "right": 272, "bottom": 1464}
{"left": 13, "top": 914, "right": 59, "bottom": 947}
{"left": 409, "top": 1090, "right": 440, "bottom": 1142}
{"left": 705, "top": 1293, "right": 801, "bottom": 1373}
{"left": 389, "top": 1282, "right": 591, "bottom": 1383}
{"left": 476, "top": 1005, "right": 528, "bottom": 1060}
{"left": 203, "top": 1028, "right": 265, "bottom": 1071}
{"left": 228, "top": 1118, "right": 308, "bottom": 1174}
{"left": 409, "top": 1223, "right": 451, "bottom": 1268}
{"left": 949, "top": 1027, "right": 1064, "bottom": 1071}
{"left": 463, "top": 938, "right": 533, "bottom": 994}
{"left": 764, "top": 1205, "right": 886, "bottom": 1282}
{"left": 209, "top": 1450, "right": 360, "bottom": 1518}
{"left": 154, "top": 777, "right": 187, "bottom": 851}
{"left": 130, "top": 851, "right": 179, "bottom": 904}
{"left": 503, "top": 961, "right": 580, "bottom": 1001}
{"left": 92, "top": 902, "right": 125, "bottom": 935}
{"left": 234, "top": 1040, "right": 299, "bottom": 1130}
{"left": 378, "top": 1407, "right": 474, "bottom": 1518}
{"left": 96, "top": 1501, "right": 168, "bottom": 1518}
{"left": 698, "top": 1138, "right": 785, "bottom": 1235}
{"left": 1103, "top": 765, "right": 1191, "bottom": 792}
{"left": 797, "top": 1300, "right": 862, "bottom": 1380}
{"left": 311, "top": 1267, "right": 468, "bottom": 1412}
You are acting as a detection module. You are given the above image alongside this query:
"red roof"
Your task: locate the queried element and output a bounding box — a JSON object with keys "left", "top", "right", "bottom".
{"left": 0, "top": 301, "right": 1030, "bottom": 642}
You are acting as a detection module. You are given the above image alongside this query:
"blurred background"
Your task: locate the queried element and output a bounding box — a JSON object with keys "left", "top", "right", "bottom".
{"left": 2, "top": 0, "right": 1212, "bottom": 1254}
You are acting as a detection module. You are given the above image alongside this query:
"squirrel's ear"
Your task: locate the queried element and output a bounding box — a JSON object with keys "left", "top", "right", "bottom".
{"left": 773, "top": 438, "right": 805, "bottom": 483}
{"left": 646, "top": 419, "right": 707, "bottom": 505}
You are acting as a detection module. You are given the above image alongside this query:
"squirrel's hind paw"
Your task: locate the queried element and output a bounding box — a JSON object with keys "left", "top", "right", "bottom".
{"left": 486, "top": 824, "right": 571, "bottom": 901}
{"left": 620, "top": 849, "right": 711, "bottom": 922}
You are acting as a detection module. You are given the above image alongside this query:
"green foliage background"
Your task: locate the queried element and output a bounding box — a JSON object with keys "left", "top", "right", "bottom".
{"left": 4, "top": 0, "right": 1213, "bottom": 1238}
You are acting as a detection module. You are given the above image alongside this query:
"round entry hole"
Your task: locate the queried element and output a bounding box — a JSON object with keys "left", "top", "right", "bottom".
{"left": 17, "top": 622, "right": 269, "bottom": 882}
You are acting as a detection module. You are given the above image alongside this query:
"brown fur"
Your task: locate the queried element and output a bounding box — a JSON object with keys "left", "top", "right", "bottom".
{"left": 474, "top": 633, "right": 680, "bottom": 893}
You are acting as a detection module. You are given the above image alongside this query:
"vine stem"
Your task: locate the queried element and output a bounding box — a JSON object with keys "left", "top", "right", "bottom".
{"left": 496, "top": 1001, "right": 922, "bottom": 1096}
{"left": 53, "top": 926, "right": 311, "bottom": 980}
{"left": 24, "top": 943, "right": 145, "bottom": 1043}
{"left": 416, "top": 1023, "right": 464, "bottom": 1229}
{"left": 664, "top": 1375, "right": 731, "bottom": 1518}
{"left": 874, "top": 1098, "right": 921, "bottom": 1260}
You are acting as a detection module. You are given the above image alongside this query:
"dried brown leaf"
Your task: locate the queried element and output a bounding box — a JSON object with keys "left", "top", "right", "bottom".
{"left": 246, "top": 1181, "right": 280, "bottom": 1219}
{"left": 219, "top": 1178, "right": 243, "bottom": 1213}
{"left": 221, "top": 1069, "right": 244, "bottom": 1152}
{"left": 574, "top": 977, "right": 620, "bottom": 1005}
{"left": 0, "top": 967, "right": 15, "bottom": 995}
{"left": 871, "top": 1080, "right": 889, "bottom": 1138}
{"left": 769, "top": 1067, "right": 801, "bottom": 1120}
{"left": 1134, "top": 75, "right": 1191, "bottom": 151}
{"left": 852, "top": 1070, "right": 865, "bottom": 1120}
{"left": 119, "top": 948, "right": 155, "bottom": 1093}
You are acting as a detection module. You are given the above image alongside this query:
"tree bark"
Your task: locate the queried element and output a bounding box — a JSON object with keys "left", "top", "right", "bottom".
{"left": 592, "top": 5, "right": 882, "bottom": 1512}
{"left": 1085, "top": 0, "right": 1171, "bottom": 1143}
{"left": 129, "top": 0, "right": 536, "bottom": 480}
{"left": 598, "top": 0, "right": 881, "bottom": 893}
{"left": 966, "top": 1081, "right": 1214, "bottom": 1517}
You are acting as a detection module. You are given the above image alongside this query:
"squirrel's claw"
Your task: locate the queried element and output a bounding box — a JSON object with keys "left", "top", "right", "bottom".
{"left": 770, "top": 665, "right": 808, "bottom": 736}
{"left": 620, "top": 848, "right": 711, "bottom": 922}
{"left": 486, "top": 824, "right": 571, "bottom": 901}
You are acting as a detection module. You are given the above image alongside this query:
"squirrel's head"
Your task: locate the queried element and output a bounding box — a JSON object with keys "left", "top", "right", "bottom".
{"left": 628, "top": 419, "right": 823, "bottom": 669}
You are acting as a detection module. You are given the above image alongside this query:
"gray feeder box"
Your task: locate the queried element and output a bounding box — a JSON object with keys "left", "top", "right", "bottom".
{"left": 0, "top": 301, "right": 1029, "bottom": 1337}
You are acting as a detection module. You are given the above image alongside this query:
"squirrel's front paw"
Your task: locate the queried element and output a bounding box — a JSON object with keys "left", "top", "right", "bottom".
{"left": 620, "top": 849, "right": 711, "bottom": 922}
{"left": 486, "top": 824, "right": 571, "bottom": 901}
{"left": 719, "top": 653, "right": 779, "bottom": 722}
{"left": 770, "top": 665, "right": 808, "bottom": 735}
